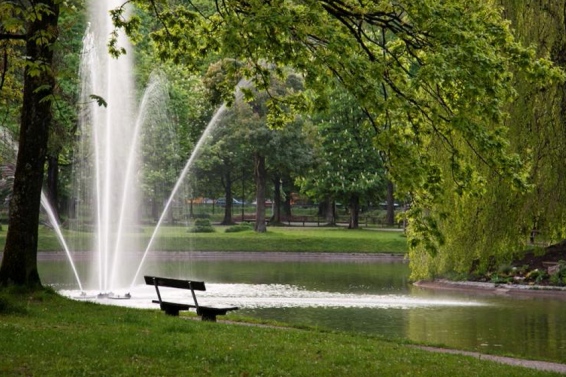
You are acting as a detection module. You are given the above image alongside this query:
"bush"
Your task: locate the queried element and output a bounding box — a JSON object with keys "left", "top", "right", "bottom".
{"left": 187, "top": 219, "right": 215, "bottom": 233}
{"left": 525, "top": 268, "right": 548, "bottom": 284}
{"left": 225, "top": 222, "right": 254, "bottom": 233}
{"left": 549, "top": 260, "right": 566, "bottom": 286}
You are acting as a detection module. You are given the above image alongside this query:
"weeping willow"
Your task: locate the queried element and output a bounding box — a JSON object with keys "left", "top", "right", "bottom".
{"left": 409, "top": 0, "right": 566, "bottom": 279}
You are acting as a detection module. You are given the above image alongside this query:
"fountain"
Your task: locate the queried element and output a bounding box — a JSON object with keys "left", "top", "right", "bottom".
{"left": 45, "top": 5, "right": 499, "bottom": 347}
{"left": 49, "top": 1, "right": 219, "bottom": 296}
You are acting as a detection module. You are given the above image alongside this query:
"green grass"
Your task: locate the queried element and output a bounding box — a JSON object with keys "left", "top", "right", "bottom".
{"left": 14, "top": 225, "right": 408, "bottom": 253}
{"left": 0, "top": 290, "right": 560, "bottom": 377}
{"left": 154, "top": 226, "right": 407, "bottom": 253}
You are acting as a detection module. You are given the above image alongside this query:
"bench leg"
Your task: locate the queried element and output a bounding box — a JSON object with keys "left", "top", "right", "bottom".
{"left": 164, "top": 307, "right": 180, "bottom": 316}
{"left": 200, "top": 312, "right": 217, "bottom": 322}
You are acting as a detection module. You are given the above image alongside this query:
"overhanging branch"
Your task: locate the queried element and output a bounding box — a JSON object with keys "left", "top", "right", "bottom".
{"left": 0, "top": 33, "right": 26, "bottom": 41}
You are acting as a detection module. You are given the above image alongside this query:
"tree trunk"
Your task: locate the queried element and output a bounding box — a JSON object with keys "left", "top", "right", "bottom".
{"left": 0, "top": 1, "right": 60, "bottom": 287}
{"left": 221, "top": 171, "right": 235, "bottom": 225}
{"left": 282, "top": 179, "right": 292, "bottom": 217}
{"left": 386, "top": 180, "right": 395, "bottom": 226}
{"left": 151, "top": 196, "right": 158, "bottom": 221}
{"left": 348, "top": 194, "right": 360, "bottom": 229}
{"left": 254, "top": 153, "right": 267, "bottom": 232}
{"left": 318, "top": 197, "right": 335, "bottom": 225}
{"left": 45, "top": 154, "right": 60, "bottom": 222}
{"left": 269, "top": 177, "right": 282, "bottom": 224}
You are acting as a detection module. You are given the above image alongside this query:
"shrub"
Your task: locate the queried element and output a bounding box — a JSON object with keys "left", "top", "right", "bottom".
{"left": 225, "top": 222, "right": 254, "bottom": 233}
{"left": 187, "top": 219, "right": 215, "bottom": 233}
{"left": 549, "top": 260, "right": 566, "bottom": 286}
{"left": 525, "top": 268, "right": 548, "bottom": 284}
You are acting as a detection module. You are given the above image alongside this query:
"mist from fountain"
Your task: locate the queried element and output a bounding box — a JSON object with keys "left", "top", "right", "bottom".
{"left": 130, "top": 78, "right": 250, "bottom": 288}
{"left": 56, "top": 1, "right": 248, "bottom": 295}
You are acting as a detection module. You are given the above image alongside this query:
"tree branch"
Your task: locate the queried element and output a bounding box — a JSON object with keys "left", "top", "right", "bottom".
{"left": 0, "top": 49, "right": 7, "bottom": 93}
{"left": 0, "top": 34, "right": 26, "bottom": 40}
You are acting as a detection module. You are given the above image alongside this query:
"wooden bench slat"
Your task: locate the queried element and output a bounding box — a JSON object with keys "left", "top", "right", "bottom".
{"left": 151, "top": 300, "right": 196, "bottom": 309}
{"left": 144, "top": 275, "right": 206, "bottom": 291}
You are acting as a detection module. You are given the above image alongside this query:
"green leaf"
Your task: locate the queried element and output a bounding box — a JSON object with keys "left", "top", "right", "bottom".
{"left": 89, "top": 95, "right": 107, "bottom": 108}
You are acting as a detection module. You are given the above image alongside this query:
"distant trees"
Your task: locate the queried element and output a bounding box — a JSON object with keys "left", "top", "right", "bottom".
{"left": 196, "top": 63, "right": 312, "bottom": 231}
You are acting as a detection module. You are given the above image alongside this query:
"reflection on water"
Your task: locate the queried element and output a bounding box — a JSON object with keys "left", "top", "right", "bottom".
{"left": 41, "top": 255, "right": 566, "bottom": 362}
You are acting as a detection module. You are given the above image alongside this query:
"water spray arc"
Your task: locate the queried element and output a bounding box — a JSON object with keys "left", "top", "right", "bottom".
{"left": 129, "top": 79, "right": 250, "bottom": 288}
{"left": 40, "top": 192, "right": 83, "bottom": 292}
{"left": 55, "top": 1, "right": 251, "bottom": 296}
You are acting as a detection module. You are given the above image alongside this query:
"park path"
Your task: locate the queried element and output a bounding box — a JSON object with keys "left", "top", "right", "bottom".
{"left": 220, "top": 319, "right": 566, "bottom": 374}
{"left": 414, "top": 346, "right": 566, "bottom": 374}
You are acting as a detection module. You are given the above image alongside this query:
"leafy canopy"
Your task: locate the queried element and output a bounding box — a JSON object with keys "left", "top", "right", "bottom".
{"left": 113, "top": 0, "right": 562, "bottom": 267}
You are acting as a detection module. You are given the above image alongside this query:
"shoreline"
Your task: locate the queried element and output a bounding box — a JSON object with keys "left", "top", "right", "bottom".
{"left": 414, "top": 279, "right": 566, "bottom": 300}
{"left": 30, "top": 250, "right": 407, "bottom": 263}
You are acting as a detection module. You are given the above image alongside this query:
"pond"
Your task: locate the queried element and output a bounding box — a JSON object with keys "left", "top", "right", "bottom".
{"left": 39, "top": 252, "right": 566, "bottom": 362}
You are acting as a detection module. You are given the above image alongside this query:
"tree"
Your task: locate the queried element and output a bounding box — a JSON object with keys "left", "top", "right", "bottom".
{"left": 261, "top": 75, "right": 312, "bottom": 225}
{"left": 299, "top": 87, "right": 386, "bottom": 229}
{"left": 44, "top": 1, "right": 85, "bottom": 221}
{"left": 194, "top": 59, "right": 251, "bottom": 225}
{"left": 0, "top": 0, "right": 61, "bottom": 287}
{"left": 231, "top": 73, "right": 312, "bottom": 231}
{"left": 408, "top": 1, "right": 566, "bottom": 279}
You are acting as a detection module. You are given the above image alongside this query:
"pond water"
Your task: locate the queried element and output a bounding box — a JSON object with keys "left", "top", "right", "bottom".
{"left": 40, "top": 253, "right": 566, "bottom": 362}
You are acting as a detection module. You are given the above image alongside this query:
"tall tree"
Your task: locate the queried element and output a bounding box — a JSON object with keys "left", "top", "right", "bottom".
{"left": 408, "top": 1, "right": 566, "bottom": 279}
{"left": 0, "top": 0, "right": 61, "bottom": 287}
{"left": 44, "top": 0, "right": 85, "bottom": 221}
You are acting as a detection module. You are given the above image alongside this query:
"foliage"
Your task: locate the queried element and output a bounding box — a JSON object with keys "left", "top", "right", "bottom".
{"left": 549, "top": 260, "right": 566, "bottom": 286}
{"left": 525, "top": 269, "right": 549, "bottom": 285}
{"left": 110, "top": 0, "right": 564, "bottom": 276}
{"left": 194, "top": 64, "right": 313, "bottom": 227}
{"left": 225, "top": 222, "right": 254, "bottom": 233}
{"left": 109, "top": 5, "right": 216, "bottom": 224}
{"left": 187, "top": 218, "right": 215, "bottom": 233}
{"left": 408, "top": 1, "right": 566, "bottom": 279}
{"left": 298, "top": 86, "right": 386, "bottom": 216}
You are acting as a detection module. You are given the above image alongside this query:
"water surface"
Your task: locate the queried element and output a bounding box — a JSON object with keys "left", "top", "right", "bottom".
{"left": 40, "top": 254, "right": 566, "bottom": 362}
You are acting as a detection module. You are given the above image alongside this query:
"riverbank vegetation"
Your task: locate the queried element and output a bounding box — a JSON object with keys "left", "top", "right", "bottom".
{"left": 407, "top": 1, "right": 566, "bottom": 281}
{"left": 0, "top": 289, "right": 560, "bottom": 376}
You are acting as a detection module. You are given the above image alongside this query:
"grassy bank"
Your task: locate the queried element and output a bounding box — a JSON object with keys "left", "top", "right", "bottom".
{"left": 23, "top": 225, "right": 408, "bottom": 253}
{"left": 0, "top": 290, "right": 559, "bottom": 377}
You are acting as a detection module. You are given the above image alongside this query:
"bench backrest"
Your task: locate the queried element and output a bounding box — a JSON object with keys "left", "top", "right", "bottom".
{"left": 144, "top": 275, "right": 206, "bottom": 291}
{"left": 144, "top": 275, "right": 206, "bottom": 308}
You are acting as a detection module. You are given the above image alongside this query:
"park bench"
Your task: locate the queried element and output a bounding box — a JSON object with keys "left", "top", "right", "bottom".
{"left": 144, "top": 275, "right": 239, "bottom": 322}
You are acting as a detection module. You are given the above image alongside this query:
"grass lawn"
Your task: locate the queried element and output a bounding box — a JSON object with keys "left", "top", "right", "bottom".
{"left": 0, "top": 290, "right": 560, "bottom": 377}
{"left": 17, "top": 225, "right": 408, "bottom": 254}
